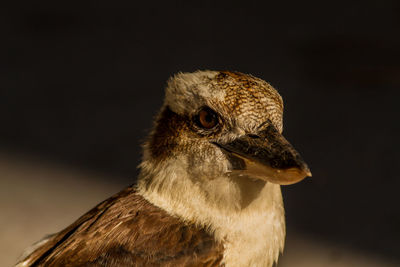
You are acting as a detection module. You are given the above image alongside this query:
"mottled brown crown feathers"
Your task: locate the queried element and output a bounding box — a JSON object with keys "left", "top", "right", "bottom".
{"left": 214, "top": 71, "right": 283, "bottom": 126}
{"left": 18, "top": 186, "right": 224, "bottom": 267}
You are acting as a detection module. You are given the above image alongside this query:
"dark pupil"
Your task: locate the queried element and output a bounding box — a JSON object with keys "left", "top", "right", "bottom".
{"left": 205, "top": 113, "right": 213, "bottom": 123}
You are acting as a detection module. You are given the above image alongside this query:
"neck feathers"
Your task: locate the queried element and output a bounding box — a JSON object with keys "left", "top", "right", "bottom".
{"left": 137, "top": 155, "right": 286, "bottom": 267}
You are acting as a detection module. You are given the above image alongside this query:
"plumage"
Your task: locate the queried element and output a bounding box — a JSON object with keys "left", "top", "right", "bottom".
{"left": 17, "top": 70, "right": 310, "bottom": 267}
{"left": 17, "top": 186, "right": 223, "bottom": 266}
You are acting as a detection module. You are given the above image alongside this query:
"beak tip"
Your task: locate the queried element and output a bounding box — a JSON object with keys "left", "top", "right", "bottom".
{"left": 299, "top": 161, "right": 312, "bottom": 178}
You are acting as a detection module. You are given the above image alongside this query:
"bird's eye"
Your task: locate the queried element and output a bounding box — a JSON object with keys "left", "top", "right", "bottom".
{"left": 195, "top": 107, "right": 219, "bottom": 129}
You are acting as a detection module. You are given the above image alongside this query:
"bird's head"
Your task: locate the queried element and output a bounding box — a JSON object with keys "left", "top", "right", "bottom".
{"left": 139, "top": 70, "right": 310, "bottom": 210}
{"left": 139, "top": 71, "right": 311, "bottom": 215}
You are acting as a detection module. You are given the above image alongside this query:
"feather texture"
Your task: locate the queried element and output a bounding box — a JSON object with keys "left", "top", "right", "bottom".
{"left": 17, "top": 186, "right": 223, "bottom": 267}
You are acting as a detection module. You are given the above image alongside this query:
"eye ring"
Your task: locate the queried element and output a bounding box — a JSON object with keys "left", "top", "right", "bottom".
{"left": 195, "top": 107, "right": 219, "bottom": 130}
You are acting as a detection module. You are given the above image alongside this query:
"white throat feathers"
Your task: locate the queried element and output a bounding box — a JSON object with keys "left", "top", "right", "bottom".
{"left": 138, "top": 154, "right": 286, "bottom": 267}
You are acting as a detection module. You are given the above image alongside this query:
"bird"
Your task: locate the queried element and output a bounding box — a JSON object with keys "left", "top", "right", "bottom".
{"left": 16, "top": 70, "right": 311, "bottom": 267}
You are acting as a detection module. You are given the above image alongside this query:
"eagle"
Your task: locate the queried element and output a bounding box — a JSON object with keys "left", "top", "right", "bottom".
{"left": 16, "top": 70, "right": 311, "bottom": 267}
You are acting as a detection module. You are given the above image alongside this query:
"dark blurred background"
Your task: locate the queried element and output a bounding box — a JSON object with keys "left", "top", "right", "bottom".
{"left": 1, "top": 0, "right": 399, "bottom": 265}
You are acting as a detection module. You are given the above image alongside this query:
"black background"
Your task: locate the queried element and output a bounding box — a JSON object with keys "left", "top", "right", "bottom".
{"left": 2, "top": 0, "right": 399, "bottom": 260}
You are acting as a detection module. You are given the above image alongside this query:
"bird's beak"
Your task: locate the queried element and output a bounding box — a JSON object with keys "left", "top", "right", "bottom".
{"left": 214, "top": 124, "right": 311, "bottom": 185}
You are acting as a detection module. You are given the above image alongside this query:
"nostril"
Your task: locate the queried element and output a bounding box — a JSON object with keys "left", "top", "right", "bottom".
{"left": 247, "top": 134, "right": 260, "bottom": 139}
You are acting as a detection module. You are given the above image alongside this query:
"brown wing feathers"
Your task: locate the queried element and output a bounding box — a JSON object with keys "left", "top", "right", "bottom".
{"left": 21, "top": 186, "right": 223, "bottom": 266}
